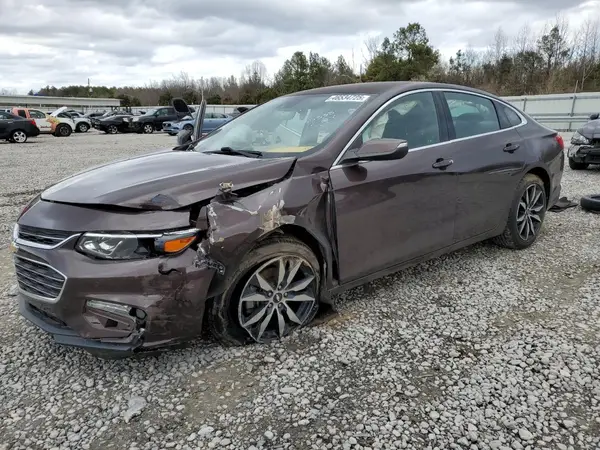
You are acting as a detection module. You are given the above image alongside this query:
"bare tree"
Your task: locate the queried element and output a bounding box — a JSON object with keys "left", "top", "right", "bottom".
{"left": 513, "top": 24, "right": 533, "bottom": 54}
{"left": 575, "top": 18, "right": 600, "bottom": 89}
{"left": 0, "top": 88, "right": 17, "bottom": 95}
{"left": 489, "top": 27, "right": 509, "bottom": 62}
{"left": 362, "top": 35, "right": 381, "bottom": 68}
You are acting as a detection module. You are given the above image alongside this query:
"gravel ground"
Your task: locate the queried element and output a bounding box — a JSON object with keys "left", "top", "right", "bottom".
{"left": 1, "top": 131, "right": 600, "bottom": 450}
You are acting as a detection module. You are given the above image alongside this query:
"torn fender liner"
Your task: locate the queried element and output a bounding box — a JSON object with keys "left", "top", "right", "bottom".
{"left": 192, "top": 177, "right": 298, "bottom": 276}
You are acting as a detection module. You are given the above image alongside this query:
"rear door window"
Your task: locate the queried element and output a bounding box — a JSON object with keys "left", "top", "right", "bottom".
{"left": 443, "top": 92, "right": 500, "bottom": 139}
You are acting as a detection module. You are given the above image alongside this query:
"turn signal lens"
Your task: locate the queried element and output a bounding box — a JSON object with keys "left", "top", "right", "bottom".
{"left": 163, "top": 236, "right": 196, "bottom": 253}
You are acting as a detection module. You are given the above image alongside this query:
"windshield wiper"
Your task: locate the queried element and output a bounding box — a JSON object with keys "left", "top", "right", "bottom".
{"left": 205, "top": 147, "right": 263, "bottom": 158}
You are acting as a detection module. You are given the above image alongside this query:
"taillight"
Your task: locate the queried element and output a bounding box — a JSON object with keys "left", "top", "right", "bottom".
{"left": 29, "top": 119, "right": 36, "bottom": 126}
{"left": 555, "top": 134, "right": 564, "bottom": 150}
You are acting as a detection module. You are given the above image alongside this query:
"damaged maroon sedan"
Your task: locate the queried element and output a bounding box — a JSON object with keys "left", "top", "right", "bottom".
{"left": 12, "top": 82, "right": 564, "bottom": 358}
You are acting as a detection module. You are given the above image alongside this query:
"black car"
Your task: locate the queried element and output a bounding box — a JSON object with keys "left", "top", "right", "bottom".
{"left": 129, "top": 106, "right": 190, "bottom": 134}
{"left": 0, "top": 111, "right": 40, "bottom": 143}
{"left": 568, "top": 113, "right": 600, "bottom": 169}
{"left": 94, "top": 114, "right": 138, "bottom": 134}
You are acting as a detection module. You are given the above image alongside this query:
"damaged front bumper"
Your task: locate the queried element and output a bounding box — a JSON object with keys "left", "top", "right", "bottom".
{"left": 14, "top": 242, "right": 216, "bottom": 359}
{"left": 568, "top": 144, "right": 600, "bottom": 164}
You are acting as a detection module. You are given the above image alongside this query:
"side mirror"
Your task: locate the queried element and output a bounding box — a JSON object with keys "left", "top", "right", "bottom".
{"left": 590, "top": 113, "right": 599, "bottom": 120}
{"left": 342, "top": 138, "right": 409, "bottom": 164}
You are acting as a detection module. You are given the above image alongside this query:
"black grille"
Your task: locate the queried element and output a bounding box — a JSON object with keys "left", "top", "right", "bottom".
{"left": 18, "top": 225, "right": 73, "bottom": 247}
{"left": 14, "top": 256, "right": 66, "bottom": 300}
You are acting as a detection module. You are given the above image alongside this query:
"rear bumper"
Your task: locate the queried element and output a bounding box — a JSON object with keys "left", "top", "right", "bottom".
{"left": 568, "top": 145, "right": 600, "bottom": 164}
{"left": 29, "top": 127, "right": 40, "bottom": 137}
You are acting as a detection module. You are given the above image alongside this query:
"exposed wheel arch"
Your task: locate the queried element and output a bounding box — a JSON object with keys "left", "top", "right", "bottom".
{"left": 204, "top": 223, "right": 334, "bottom": 305}
{"left": 526, "top": 167, "right": 551, "bottom": 202}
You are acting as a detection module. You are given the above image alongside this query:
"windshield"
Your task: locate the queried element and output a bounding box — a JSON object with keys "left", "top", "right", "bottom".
{"left": 182, "top": 112, "right": 197, "bottom": 120}
{"left": 193, "top": 93, "right": 375, "bottom": 157}
{"left": 144, "top": 109, "right": 157, "bottom": 116}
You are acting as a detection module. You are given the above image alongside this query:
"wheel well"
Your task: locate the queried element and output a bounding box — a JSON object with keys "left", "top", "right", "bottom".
{"left": 260, "top": 225, "right": 326, "bottom": 269}
{"left": 527, "top": 167, "right": 550, "bottom": 201}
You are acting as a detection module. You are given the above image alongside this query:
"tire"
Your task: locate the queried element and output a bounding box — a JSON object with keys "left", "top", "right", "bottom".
{"left": 10, "top": 130, "right": 27, "bottom": 144}
{"left": 568, "top": 158, "right": 589, "bottom": 170}
{"left": 493, "top": 173, "right": 547, "bottom": 250}
{"left": 208, "top": 237, "right": 321, "bottom": 346}
{"left": 183, "top": 124, "right": 193, "bottom": 132}
{"left": 106, "top": 125, "right": 118, "bottom": 134}
{"left": 54, "top": 124, "right": 72, "bottom": 137}
{"left": 76, "top": 122, "right": 89, "bottom": 133}
{"left": 142, "top": 123, "right": 154, "bottom": 134}
{"left": 580, "top": 195, "right": 600, "bottom": 213}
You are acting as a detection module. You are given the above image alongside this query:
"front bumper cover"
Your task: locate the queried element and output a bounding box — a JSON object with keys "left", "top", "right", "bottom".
{"left": 568, "top": 145, "right": 600, "bottom": 164}
{"left": 15, "top": 242, "right": 216, "bottom": 358}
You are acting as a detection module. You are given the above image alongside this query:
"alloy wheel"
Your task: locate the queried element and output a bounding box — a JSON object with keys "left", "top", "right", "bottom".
{"left": 108, "top": 125, "right": 117, "bottom": 134}
{"left": 238, "top": 256, "right": 317, "bottom": 343}
{"left": 143, "top": 124, "right": 153, "bottom": 133}
{"left": 79, "top": 123, "right": 89, "bottom": 132}
{"left": 517, "top": 184, "right": 545, "bottom": 240}
{"left": 12, "top": 131, "right": 27, "bottom": 143}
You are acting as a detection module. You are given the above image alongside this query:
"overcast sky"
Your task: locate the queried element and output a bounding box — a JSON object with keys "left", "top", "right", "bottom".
{"left": 0, "top": 0, "right": 597, "bottom": 94}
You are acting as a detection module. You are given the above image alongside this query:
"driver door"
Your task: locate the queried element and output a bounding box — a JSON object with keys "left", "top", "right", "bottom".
{"left": 329, "top": 91, "right": 458, "bottom": 283}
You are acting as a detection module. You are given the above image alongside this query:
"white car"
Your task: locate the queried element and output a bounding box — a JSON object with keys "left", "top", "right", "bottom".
{"left": 11, "top": 107, "right": 75, "bottom": 137}
{"left": 50, "top": 107, "right": 92, "bottom": 133}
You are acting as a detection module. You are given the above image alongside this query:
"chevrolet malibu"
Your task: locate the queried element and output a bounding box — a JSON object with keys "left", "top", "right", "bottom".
{"left": 12, "top": 82, "right": 564, "bottom": 358}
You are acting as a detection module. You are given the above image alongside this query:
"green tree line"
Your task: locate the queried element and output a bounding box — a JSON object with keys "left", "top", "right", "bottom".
{"left": 26, "top": 18, "right": 600, "bottom": 106}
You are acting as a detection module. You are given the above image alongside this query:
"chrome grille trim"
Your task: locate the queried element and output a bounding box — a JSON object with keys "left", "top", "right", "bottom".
{"left": 16, "top": 224, "right": 80, "bottom": 249}
{"left": 13, "top": 255, "right": 67, "bottom": 303}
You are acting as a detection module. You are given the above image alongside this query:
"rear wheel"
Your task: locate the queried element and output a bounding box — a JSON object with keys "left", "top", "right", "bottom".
{"left": 10, "top": 130, "right": 27, "bottom": 143}
{"left": 76, "top": 122, "right": 89, "bottom": 133}
{"left": 568, "top": 158, "right": 589, "bottom": 170}
{"left": 54, "top": 124, "right": 72, "bottom": 137}
{"left": 209, "top": 237, "right": 321, "bottom": 346}
{"left": 493, "top": 174, "right": 546, "bottom": 250}
{"left": 142, "top": 123, "right": 154, "bottom": 134}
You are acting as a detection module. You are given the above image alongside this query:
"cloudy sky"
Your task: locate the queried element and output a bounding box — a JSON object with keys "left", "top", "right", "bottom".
{"left": 0, "top": 0, "right": 598, "bottom": 94}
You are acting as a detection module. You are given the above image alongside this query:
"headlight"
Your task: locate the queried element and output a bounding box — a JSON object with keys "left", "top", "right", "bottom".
{"left": 76, "top": 229, "right": 199, "bottom": 260}
{"left": 571, "top": 131, "right": 590, "bottom": 145}
{"left": 132, "top": 117, "right": 140, "bottom": 122}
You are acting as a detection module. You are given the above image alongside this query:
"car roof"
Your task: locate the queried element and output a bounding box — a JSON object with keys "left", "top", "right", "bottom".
{"left": 288, "top": 81, "right": 504, "bottom": 101}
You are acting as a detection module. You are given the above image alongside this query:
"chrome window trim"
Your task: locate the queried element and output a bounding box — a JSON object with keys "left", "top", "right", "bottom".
{"left": 14, "top": 254, "right": 68, "bottom": 304}
{"left": 330, "top": 87, "right": 528, "bottom": 169}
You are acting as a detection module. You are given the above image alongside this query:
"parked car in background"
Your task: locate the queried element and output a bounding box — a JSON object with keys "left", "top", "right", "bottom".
{"left": 11, "top": 107, "right": 74, "bottom": 137}
{"left": 129, "top": 106, "right": 189, "bottom": 134}
{"left": 85, "top": 111, "right": 107, "bottom": 119}
{"left": 11, "top": 82, "right": 564, "bottom": 358}
{"left": 94, "top": 113, "right": 138, "bottom": 134}
{"left": 568, "top": 112, "right": 600, "bottom": 170}
{"left": 50, "top": 107, "right": 92, "bottom": 133}
{"left": 0, "top": 111, "right": 40, "bottom": 143}
{"left": 162, "top": 111, "right": 232, "bottom": 136}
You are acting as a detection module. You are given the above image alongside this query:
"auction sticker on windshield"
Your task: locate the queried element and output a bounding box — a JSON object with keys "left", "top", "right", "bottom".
{"left": 325, "top": 94, "right": 370, "bottom": 102}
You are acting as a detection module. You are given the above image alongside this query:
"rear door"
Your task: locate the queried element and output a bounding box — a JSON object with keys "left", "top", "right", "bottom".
{"left": 435, "top": 90, "right": 526, "bottom": 243}
{"left": 156, "top": 107, "right": 177, "bottom": 126}
{"left": 28, "top": 109, "right": 52, "bottom": 133}
{"left": 0, "top": 111, "right": 11, "bottom": 138}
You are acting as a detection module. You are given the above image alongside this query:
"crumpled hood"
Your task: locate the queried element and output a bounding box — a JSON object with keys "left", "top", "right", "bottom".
{"left": 41, "top": 150, "right": 296, "bottom": 210}
{"left": 578, "top": 119, "right": 600, "bottom": 140}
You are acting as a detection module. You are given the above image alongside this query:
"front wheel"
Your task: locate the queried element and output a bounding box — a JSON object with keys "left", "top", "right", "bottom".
{"left": 493, "top": 174, "right": 546, "bottom": 250}
{"left": 106, "top": 125, "right": 118, "bottom": 134}
{"left": 142, "top": 123, "right": 154, "bottom": 134}
{"left": 208, "top": 237, "right": 321, "bottom": 346}
{"left": 568, "top": 158, "right": 589, "bottom": 170}
{"left": 10, "top": 130, "right": 28, "bottom": 143}
{"left": 183, "top": 124, "right": 193, "bottom": 132}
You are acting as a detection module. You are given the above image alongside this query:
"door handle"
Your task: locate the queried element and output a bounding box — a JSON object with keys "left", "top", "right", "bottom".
{"left": 432, "top": 158, "right": 454, "bottom": 169}
{"left": 503, "top": 143, "right": 520, "bottom": 153}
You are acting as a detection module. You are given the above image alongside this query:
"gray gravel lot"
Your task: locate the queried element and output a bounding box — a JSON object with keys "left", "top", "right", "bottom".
{"left": 1, "top": 131, "right": 600, "bottom": 450}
